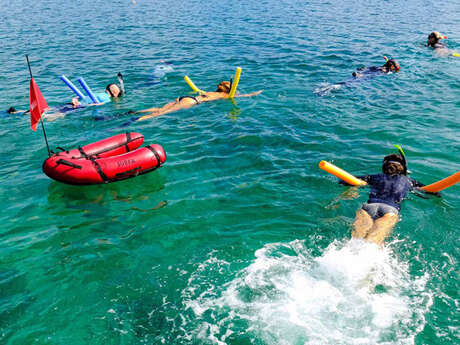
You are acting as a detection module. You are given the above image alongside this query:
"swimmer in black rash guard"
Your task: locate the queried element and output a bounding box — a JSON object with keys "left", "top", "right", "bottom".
{"left": 315, "top": 57, "right": 400, "bottom": 96}
{"left": 352, "top": 57, "right": 400, "bottom": 78}
{"left": 341, "top": 150, "right": 438, "bottom": 245}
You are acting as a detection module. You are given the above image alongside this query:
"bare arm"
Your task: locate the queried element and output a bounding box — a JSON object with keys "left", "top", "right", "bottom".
{"left": 234, "top": 90, "right": 263, "bottom": 98}
{"left": 136, "top": 112, "right": 163, "bottom": 121}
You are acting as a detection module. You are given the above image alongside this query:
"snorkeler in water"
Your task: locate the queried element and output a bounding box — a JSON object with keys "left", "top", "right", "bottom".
{"left": 426, "top": 31, "right": 459, "bottom": 57}
{"left": 341, "top": 148, "right": 438, "bottom": 245}
{"left": 427, "top": 32, "right": 448, "bottom": 52}
{"left": 133, "top": 80, "right": 262, "bottom": 121}
{"left": 315, "top": 57, "right": 400, "bottom": 96}
{"left": 4, "top": 106, "right": 29, "bottom": 115}
{"left": 71, "top": 73, "right": 125, "bottom": 108}
{"left": 351, "top": 57, "right": 400, "bottom": 78}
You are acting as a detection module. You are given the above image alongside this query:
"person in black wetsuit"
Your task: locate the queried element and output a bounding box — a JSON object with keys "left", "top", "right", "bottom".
{"left": 314, "top": 57, "right": 400, "bottom": 96}
{"left": 345, "top": 152, "right": 435, "bottom": 245}
{"left": 352, "top": 57, "right": 400, "bottom": 78}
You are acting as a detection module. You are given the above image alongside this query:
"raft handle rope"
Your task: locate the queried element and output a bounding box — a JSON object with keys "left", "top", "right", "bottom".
{"left": 115, "top": 166, "right": 141, "bottom": 178}
{"left": 52, "top": 147, "right": 69, "bottom": 154}
{"left": 89, "top": 156, "right": 108, "bottom": 183}
{"left": 56, "top": 159, "right": 82, "bottom": 170}
{"left": 146, "top": 145, "right": 163, "bottom": 168}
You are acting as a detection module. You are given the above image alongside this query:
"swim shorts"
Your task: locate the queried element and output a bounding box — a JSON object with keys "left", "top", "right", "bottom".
{"left": 362, "top": 202, "right": 399, "bottom": 220}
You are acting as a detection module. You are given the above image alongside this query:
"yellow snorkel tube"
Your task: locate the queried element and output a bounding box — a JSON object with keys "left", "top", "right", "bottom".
{"left": 228, "top": 67, "right": 242, "bottom": 98}
{"left": 184, "top": 76, "right": 205, "bottom": 94}
{"left": 184, "top": 67, "right": 242, "bottom": 97}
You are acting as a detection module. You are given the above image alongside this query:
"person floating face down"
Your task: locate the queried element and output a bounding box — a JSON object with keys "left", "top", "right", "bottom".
{"left": 134, "top": 81, "right": 262, "bottom": 121}
{"left": 314, "top": 57, "right": 400, "bottom": 96}
{"left": 343, "top": 152, "right": 438, "bottom": 245}
{"left": 71, "top": 73, "right": 125, "bottom": 108}
{"left": 352, "top": 57, "right": 401, "bottom": 78}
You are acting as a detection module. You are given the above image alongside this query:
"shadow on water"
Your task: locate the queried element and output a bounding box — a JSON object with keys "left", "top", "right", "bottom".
{"left": 0, "top": 270, "right": 34, "bottom": 343}
{"left": 46, "top": 170, "right": 168, "bottom": 225}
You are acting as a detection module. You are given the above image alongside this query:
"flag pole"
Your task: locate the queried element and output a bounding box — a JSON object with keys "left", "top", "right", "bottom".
{"left": 26, "top": 55, "right": 51, "bottom": 157}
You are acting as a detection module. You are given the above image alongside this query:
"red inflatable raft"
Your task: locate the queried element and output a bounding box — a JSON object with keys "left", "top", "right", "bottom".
{"left": 43, "top": 132, "right": 166, "bottom": 185}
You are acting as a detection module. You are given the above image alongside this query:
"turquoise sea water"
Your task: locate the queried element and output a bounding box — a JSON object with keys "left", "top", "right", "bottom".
{"left": 0, "top": 0, "right": 459, "bottom": 344}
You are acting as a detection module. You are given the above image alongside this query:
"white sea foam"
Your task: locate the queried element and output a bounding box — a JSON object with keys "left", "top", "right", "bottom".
{"left": 152, "top": 63, "right": 174, "bottom": 79}
{"left": 182, "top": 239, "right": 432, "bottom": 345}
{"left": 314, "top": 82, "right": 342, "bottom": 96}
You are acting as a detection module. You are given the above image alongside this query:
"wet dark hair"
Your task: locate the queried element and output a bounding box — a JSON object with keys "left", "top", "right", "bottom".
{"left": 216, "top": 81, "right": 231, "bottom": 93}
{"left": 427, "top": 32, "right": 439, "bottom": 46}
{"left": 7, "top": 106, "right": 16, "bottom": 113}
{"left": 382, "top": 154, "right": 406, "bottom": 175}
{"left": 105, "top": 83, "right": 123, "bottom": 97}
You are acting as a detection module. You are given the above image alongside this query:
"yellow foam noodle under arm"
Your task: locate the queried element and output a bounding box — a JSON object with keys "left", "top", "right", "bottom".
{"left": 452, "top": 52, "right": 460, "bottom": 57}
{"left": 319, "top": 161, "right": 367, "bottom": 186}
{"left": 421, "top": 171, "right": 460, "bottom": 192}
{"left": 228, "top": 67, "right": 242, "bottom": 98}
{"left": 184, "top": 76, "right": 204, "bottom": 93}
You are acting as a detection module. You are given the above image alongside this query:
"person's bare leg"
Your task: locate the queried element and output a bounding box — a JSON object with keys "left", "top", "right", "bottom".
{"left": 136, "top": 107, "right": 160, "bottom": 113}
{"left": 352, "top": 209, "right": 374, "bottom": 239}
{"left": 365, "top": 213, "right": 399, "bottom": 245}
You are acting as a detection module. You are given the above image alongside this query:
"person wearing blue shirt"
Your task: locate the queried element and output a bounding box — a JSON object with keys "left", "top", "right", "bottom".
{"left": 344, "top": 153, "right": 436, "bottom": 245}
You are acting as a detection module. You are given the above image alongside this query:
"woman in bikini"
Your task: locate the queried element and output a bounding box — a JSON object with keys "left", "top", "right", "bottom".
{"left": 135, "top": 81, "right": 262, "bottom": 121}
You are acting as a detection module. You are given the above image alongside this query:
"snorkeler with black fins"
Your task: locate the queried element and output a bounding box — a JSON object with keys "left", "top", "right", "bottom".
{"left": 341, "top": 147, "right": 438, "bottom": 245}
{"left": 315, "top": 57, "right": 400, "bottom": 96}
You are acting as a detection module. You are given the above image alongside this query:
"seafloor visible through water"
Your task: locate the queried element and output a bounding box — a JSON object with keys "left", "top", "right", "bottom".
{"left": 0, "top": 0, "right": 458, "bottom": 344}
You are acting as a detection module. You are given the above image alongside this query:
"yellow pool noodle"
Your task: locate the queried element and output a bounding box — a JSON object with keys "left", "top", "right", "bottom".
{"left": 228, "top": 67, "right": 242, "bottom": 98}
{"left": 184, "top": 76, "right": 205, "bottom": 94}
{"left": 452, "top": 52, "right": 460, "bottom": 57}
{"left": 421, "top": 171, "right": 460, "bottom": 192}
{"left": 319, "top": 161, "right": 367, "bottom": 186}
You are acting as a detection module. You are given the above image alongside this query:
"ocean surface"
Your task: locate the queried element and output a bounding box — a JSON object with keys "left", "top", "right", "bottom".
{"left": 0, "top": 0, "right": 459, "bottom": 344}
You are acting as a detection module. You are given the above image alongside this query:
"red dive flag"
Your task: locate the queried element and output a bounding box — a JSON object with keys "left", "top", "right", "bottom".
{"left": 29, "top": 78, "right": 48, "bottom": 131}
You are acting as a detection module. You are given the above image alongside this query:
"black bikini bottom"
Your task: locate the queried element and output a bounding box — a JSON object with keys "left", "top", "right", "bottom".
{"left": 178, "top": 96, "right": 199, "bottom": 104}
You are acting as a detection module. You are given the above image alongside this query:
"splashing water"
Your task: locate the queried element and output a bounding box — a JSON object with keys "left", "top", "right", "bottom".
{"left": 314, "top": 82, "right": 343, "bottom": 96}
{"left": 152, "top": 62, "right": 174, "bottom": 79}
{"left": 182, "top": 239, "right": 432, "bottom": 345}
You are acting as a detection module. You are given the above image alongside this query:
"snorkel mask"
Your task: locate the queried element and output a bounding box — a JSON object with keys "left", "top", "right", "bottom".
{"left": 117, "top": 72, "right": 125, "bottom": 95}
